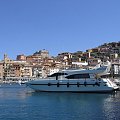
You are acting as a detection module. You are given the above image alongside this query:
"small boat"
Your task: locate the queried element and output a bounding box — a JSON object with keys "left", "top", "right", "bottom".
{"left": 26, "top": 61, "right": 119, "bottom": 93}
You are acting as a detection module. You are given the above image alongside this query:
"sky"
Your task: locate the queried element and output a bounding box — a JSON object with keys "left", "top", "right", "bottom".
{"left": 0, "top": 0, "right": 120, "bottom": 60}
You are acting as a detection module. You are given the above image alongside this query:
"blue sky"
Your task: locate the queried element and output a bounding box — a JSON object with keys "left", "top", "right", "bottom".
{"left": 0, "top": 0, "right": 120, "bottom": 60}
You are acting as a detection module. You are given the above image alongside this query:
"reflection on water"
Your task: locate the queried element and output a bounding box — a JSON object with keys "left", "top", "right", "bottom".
{"left": 103, "top": 92, "right": 120, "bottom": 120}
{"left": 0, "top": 84, "right": 31, "bottom": 100}
{"left": 0, "top": 84, "right": 120, "bottom": 120}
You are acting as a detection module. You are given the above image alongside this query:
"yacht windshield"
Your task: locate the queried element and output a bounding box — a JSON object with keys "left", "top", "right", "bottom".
{"left": 48, "top": 72, "right": 68, "bottom": 77}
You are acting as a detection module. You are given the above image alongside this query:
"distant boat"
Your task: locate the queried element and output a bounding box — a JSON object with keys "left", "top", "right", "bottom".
{"left": 26, "top": 61, "right": 119, "bottom": 93}
{"left": 18, "top": 79, "right": 28, "bottom": 85}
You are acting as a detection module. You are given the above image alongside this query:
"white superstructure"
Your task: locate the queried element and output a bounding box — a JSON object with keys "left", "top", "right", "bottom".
{"left": 26, "top": 61, "right": 119, "bottom": 92}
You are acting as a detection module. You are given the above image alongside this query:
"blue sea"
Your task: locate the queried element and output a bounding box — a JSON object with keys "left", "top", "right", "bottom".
{"left": 0, "top": 84, "right": 120, "bottom": 120}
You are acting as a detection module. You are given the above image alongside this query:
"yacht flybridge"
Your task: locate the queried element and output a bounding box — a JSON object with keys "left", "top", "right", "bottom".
{"left": 26, "top": 61, "right": 119, "bottom": 92}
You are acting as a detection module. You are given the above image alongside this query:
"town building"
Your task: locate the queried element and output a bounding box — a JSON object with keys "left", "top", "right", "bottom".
{"left": 20, "top": 64, "right": 32, "bottom": 78}
{"left": 0, "top": 62, "right": 3, "bottom": 79}
{"left": 33, "top": 49, "right": 49, "bottom": 58}
{"left": 0, "top": 42, "right": 120, "bottom": 79}
{"left": 16, "top": 54, "right": 26, "bottom": 61}
{"left": 87, "top": 58, "right": 101, "bottom": 67}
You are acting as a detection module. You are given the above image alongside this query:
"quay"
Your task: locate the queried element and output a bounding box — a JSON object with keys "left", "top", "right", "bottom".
{"left": 0, "top": 77, "right": 36, "bottom": 84}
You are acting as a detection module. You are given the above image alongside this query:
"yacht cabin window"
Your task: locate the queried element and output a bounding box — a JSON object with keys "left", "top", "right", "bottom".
{"left": 65, "top": 73, "right": 90, "bottom": 79}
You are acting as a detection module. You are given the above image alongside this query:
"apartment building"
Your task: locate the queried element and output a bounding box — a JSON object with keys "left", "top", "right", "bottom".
{"left": 0, "top": 54, "right": 33, "bottom": 78}
{"left": 20, "top": 64, "right": 32, "bottom": 78}
{"left": 32, "top": 65, "right": 43, "bottom": 78}
{"left": 26, "top": 55, "right": 42, "bottom": 65}
{"left": 0, "top": 62, "right": 3, "bottom": 79}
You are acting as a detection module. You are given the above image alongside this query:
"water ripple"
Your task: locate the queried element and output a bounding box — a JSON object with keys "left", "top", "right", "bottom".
{"left": 0, "top": 84, "right": 120, "bottom": 120}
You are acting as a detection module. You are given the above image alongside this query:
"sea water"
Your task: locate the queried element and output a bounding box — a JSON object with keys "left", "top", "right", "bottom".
{"left": 0, "top": 84, "right": 120, "bottom": 120}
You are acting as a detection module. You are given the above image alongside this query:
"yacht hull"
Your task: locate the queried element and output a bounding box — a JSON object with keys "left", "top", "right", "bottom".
{"left": 26, "top": 79, "right": 118, "bottom": 93}
{"left": 26, "top": 61, "right": 119, "bottom": 93}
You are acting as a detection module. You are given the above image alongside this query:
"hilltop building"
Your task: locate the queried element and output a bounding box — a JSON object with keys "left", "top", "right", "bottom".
{"left": 17, "top": 54, "right": 26, "bottom": 61}
{"left": 33, "top": 49, "right": 49, "bottom": 58}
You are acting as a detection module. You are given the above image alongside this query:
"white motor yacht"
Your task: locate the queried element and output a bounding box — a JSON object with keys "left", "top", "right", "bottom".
{"left": 26, "top": 61, "right": 119, "bottom": 92}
